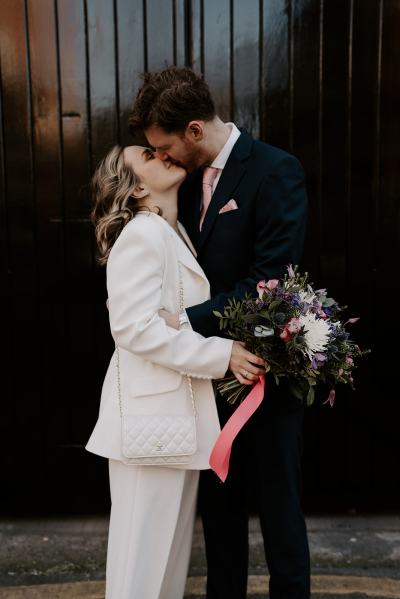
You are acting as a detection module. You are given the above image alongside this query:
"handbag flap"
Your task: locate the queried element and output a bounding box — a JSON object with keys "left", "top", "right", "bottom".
{"left": 122, "top": 414, "right": 196, "bottom": 458}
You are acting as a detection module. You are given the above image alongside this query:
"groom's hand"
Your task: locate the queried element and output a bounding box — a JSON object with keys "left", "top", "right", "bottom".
{"left": 229, "top": 342, "right": 265, "bottom": 385}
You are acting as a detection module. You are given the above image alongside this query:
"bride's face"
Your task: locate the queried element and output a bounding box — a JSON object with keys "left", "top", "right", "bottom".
{"left": 123, "top": 145, "right": 186, "bottom": 196}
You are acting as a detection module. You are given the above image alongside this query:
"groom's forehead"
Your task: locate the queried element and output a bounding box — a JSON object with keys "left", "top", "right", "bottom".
{"left": 145, "top": 126, "right": 180, "bottom": 149}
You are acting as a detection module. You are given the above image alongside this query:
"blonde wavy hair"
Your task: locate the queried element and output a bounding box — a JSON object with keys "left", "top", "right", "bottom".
{"left": 91, "top": 145, "right": 147, "bottom": 265}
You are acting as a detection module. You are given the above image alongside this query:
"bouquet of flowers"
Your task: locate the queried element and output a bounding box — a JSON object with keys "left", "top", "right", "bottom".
{"left": 213, "top": 265, "right": 369, "bottom": 406}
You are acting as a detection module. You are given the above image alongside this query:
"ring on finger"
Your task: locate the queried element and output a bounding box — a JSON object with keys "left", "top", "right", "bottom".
{"left": 243, "top": 370, "right": 249, "bottom": 379}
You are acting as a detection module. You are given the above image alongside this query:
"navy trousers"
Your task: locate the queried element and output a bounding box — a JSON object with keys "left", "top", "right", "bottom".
{"left": 199, "top": 380, "right": 310, "bottom": 599}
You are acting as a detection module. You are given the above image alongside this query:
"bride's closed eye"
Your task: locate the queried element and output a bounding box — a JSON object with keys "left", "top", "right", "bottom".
{"left": 143, "top": 148, "right": 155, "bottom": 160}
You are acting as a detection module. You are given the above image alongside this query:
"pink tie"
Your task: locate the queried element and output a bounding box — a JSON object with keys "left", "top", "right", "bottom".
{"left": 199, "top": 166, "right": 219, "bottom": 230}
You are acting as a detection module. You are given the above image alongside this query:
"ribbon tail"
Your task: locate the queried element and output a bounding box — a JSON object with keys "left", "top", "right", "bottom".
{"left": 209, "top": 375, "right": 265, "bottom": 482}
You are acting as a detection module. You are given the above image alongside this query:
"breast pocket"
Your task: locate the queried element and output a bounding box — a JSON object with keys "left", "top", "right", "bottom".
{"left": 215, "top": 207, "right": 245, "bottom": 242}
{"left": 217, "top": 208, "right": 242, "bottom": 220}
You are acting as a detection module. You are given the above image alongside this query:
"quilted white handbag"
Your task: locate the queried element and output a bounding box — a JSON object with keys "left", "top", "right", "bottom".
{"left": 116, "top": 261, "right": 197, "bottom": 466}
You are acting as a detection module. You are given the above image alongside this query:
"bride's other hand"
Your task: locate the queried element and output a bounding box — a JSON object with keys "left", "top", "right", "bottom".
{"left": 159, "top": 309, "right": 180, "bottom": 330}
{"left": 229, "top": 341, "right": 265, "bottom": 386}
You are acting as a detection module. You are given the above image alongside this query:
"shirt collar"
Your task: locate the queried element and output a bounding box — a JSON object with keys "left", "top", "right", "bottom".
{"left": 210, "top": 122, "right": 241, "bottom": 170}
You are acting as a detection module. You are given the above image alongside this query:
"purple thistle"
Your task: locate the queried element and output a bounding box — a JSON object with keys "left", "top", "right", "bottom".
{"left": 311, "top": 352, "right": 327, "bottom": 370}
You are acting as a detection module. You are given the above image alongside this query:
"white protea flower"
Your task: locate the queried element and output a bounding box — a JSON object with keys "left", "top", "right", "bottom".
{"left": 298, "top": 312, "right": 332, "bottom": 360}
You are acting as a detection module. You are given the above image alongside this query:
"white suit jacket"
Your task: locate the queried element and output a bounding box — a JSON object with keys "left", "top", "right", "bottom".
{"left": 85, "top": 211, "right": 233, "bottom": 469}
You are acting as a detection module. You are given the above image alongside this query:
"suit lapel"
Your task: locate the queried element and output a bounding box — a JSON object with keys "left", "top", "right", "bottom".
{"left": 171, "top": 224, "right": 208, "bottom": 283}
{"left": 177, "top": 221, "right": 197, "bottom": 257}
{"left": 197, "top": 130, "right": 253, "bottom": 253}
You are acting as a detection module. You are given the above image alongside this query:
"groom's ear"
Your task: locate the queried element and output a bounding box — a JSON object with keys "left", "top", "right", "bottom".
{"left": 186, "top": 121, "right": 204, "bottom": 141}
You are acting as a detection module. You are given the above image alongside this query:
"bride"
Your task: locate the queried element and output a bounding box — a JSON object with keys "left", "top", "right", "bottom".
{"left": 85, "top": 145, "right": 264, "bottom": 599}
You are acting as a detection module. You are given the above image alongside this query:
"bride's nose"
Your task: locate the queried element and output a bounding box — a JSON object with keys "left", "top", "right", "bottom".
{"left": 155, "top": 149, "right": 169, "bottom": 162}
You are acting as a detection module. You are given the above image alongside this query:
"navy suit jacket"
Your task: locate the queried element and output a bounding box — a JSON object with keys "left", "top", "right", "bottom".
{"left": 178, "top": 130, "right": 308, "bottom": 339}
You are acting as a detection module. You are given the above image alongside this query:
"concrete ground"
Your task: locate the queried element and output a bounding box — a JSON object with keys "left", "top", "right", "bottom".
{"left": 0, "top": 514, "right": 399, "bottom": 598}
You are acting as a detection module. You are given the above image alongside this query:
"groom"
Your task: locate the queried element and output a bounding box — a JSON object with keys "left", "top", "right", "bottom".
{"left": 129, "top": 66, "right": 310, "bottom": 599}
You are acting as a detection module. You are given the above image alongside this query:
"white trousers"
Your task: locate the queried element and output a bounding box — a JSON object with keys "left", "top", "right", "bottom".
{"left": 105, "top": 459, "right": 200, "bottom": 599}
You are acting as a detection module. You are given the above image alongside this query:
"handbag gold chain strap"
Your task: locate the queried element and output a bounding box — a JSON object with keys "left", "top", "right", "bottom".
{"left": 116, "top": 260, "right": 196, "bottom": 418}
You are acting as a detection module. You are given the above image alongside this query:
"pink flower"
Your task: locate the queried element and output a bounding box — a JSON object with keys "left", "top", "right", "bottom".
{"left": 323, "top": 389, "right": 336, "bottom": 407}
{"left": 266, "top": 279, "right": 279, "bottom": 290}
{"left": 345, "top": 356, "right": 354, "bottom": 365}
{"left": 256, "top": 280, "right": 267, "bottom": 298}
{"left": 280, "top": 328, "right": 292, "bottom": 342}
{"left": 256, "top": 279, "right": 279, "bottom": 298}
{"left": 280, "top": 316, "right": 302, "bottom": 342}
{"left": 344, "top": 317, "right": 360, "bottom": 326}
{"left": 286, "top": 317, "right": 302, "bottom": 334}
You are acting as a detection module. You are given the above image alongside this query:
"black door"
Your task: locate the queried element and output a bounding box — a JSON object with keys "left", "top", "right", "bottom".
{"left": 0, "top": 0, "right": 398, "bottom": 514}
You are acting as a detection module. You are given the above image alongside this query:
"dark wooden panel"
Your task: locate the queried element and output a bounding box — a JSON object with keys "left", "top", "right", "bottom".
{"left": 26, "top": 0, "right": 67, "bottom": 510}
{"left": 0, "top": 1, "right": 8, "bottom": 410}
{"left": 345, "top": 0, "right": 382, "bottom": 499}
{"left": 57, "top": 0, "right": 95, "bottom": 429}
{"left": 317, "top": 0, "right": 353, "bottom": 497}
{"left": 0, "top": 0, "right": 399, "bottom": 513}
{"left": 84, "top": 6, "right": 120, "bottom": 499}
{"left": 232, "top": 0, "right": 260, "bottom": 137}
{"left": 146, "top": 0, "right": 174, "bottom": 69}
{"left": 203, "top": 0, "right": 232, "bottom": 121}
{"left": 188, "top": 0, "right": 202, "bottom": 72}
{"left": 0, "top": 0, "right": 38, "bottom": 510}
{"left": 87, "top": 0, "right": 118, "bottom": 164}
{"left": 377, "top": 0, "right": 400, "bottom": 349}
{"left": 371, "top": 0, "right": 400, "bottom": 502}
{"left": 319, "top": 0, "right": 351, "bottom": 292}
{"left": 261, "top": 0, "right": 291, "bottom": 147}
{"left": 116, "top": 0, "right": 145, "bottom": 145}
{"left": 291, "top": 0, "right": 324, "bottom": 499}
{"left": 55, "top": 0, "right": 111, "bottom": 511}
{"left": 292, "top": 0, "right": 322, "bottom": 279}
{"left": 174, "top": 0, "right": 187, "bottom": 66}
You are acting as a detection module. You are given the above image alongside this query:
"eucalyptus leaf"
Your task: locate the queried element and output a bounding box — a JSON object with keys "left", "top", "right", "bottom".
{"left": 307, "top": 386, "right": 315, "bottom": 406}
{"left": 289, "top": 385, "right": 304, "bottom": 401}
{"left": 322, "top": 297, "right": 335, "bottom": 307}
{"left": 274, "top": 312, "right": 286, "bottom": 325}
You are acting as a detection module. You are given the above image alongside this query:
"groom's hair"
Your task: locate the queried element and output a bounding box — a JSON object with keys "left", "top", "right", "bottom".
{"left": 128, "top": 66, "right": 216, "bottom": 135}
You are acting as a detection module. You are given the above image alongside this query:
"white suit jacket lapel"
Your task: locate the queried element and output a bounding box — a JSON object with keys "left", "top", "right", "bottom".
{"left": 172, "top": 222, "right": 208, "bottom": 283}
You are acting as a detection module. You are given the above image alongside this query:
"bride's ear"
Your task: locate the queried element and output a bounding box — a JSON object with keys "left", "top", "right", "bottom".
{"left": 131, "top": 183, "right": 149, "bottom": 200}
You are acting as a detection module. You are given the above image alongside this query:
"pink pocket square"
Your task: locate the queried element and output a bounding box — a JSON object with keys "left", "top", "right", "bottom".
{"left": 219, "top": 199, "right": 239, "bottom": 214}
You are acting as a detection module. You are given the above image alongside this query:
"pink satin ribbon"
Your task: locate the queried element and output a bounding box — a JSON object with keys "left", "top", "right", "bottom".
{"left": 209, "top": 375, "right": 265, "bottom": 482}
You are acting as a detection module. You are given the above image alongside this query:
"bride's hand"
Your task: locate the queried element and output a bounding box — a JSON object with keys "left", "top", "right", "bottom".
{"left": 159, "top": 309, "right": 180, "bottom": 330}
{"left": 229, "top": 341, "right": 265, "bottom": 385}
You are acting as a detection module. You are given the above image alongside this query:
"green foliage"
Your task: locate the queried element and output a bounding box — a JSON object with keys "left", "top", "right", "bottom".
{"left": 214, "top": 266, "right": 370, "bottom": 407}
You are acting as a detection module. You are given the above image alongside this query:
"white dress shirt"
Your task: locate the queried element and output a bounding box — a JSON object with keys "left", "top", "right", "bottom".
{"left": 209, "top": 122, "right": 241, "bottom": 192}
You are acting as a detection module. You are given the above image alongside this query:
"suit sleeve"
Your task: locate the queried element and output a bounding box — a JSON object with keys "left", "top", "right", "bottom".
{"left": 186, "top": 155, "right": 308, "bottom": 337}
{"left": 106, "top": 217, "right": 233, "bottom": 379}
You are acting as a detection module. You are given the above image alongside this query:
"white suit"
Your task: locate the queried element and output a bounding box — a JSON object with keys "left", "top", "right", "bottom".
{"left": 85, "top": 212, "right": 233, "bottom": 598}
